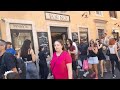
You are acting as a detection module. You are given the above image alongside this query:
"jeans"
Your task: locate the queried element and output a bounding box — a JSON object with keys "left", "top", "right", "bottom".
{"left": 26, "top": 62, "right": 39, "bottom": 79}
{"left": 109, "top": 54, "right": 120, "bottom": 75}
{"left": 39, "top": 61, "right": 49, "bottom": 79}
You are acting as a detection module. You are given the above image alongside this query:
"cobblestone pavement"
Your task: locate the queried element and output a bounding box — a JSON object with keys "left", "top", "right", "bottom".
{"left": 74, "top": 62, "right": 120, "bottom": 79}
{"left": 46, "top": 59, "right": 120, "bottom": 79}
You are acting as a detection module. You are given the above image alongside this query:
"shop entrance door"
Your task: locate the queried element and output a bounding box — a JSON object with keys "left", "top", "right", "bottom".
{"left": 50, "top": 26, "right": 68, "bottom": 53}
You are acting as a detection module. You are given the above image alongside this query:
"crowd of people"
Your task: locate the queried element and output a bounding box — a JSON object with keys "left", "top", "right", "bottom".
{"left": 0, "top": 39, "right": 49, "bottom": 79}
{"left": 50, "top": 33, "right": 120, "bottom": 79}
{"left": 0, "top": 32, "right": 120, "bottom": 79}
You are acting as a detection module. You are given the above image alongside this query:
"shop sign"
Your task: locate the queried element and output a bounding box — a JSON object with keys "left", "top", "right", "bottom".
{"left": 45, "top": 12, "right": 70, "bottom": 22}
{"left": 10, "top": 23, "right": 32, "bottom": 30}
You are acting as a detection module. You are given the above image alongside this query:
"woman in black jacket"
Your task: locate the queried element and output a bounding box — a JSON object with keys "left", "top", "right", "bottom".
{"left": 38, "top": 46, "right": 49, "bottom": 79}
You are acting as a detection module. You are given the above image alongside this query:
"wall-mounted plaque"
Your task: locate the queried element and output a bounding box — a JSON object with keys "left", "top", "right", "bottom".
{"left": 45, "top": 12, "right": 70, "bottom": 22}
{"left": 10, "top": 23, "right": 32, "bottom": 30}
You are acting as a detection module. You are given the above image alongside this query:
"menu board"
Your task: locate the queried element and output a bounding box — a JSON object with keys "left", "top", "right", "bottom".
{"left": 37, "top": 32, "right": 50, "bottom": 56}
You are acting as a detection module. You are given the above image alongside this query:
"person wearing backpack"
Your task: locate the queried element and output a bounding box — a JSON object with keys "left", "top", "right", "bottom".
{"left": 0, "top": 39, "right": 18, "bottom": 79}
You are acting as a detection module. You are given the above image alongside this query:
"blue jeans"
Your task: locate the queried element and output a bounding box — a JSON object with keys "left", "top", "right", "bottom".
{"left": 26, "top": 62, "right": 39, "bottom": 79}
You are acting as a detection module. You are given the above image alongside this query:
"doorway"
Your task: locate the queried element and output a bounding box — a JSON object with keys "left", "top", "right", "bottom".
{"left": 50, "top": 26, "right": 68, "bottom": 53}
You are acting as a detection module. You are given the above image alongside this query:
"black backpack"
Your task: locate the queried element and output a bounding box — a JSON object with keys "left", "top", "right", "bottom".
{"left": 1, "top": 52, "right": 26, "bottom": 79}
{"left": 15, "top": 57, "right": 26, "bottom": 79}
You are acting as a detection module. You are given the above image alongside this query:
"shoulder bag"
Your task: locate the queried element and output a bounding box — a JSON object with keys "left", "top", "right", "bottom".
{"left": 48, "top": 52, "right": 63, "bottom": 79}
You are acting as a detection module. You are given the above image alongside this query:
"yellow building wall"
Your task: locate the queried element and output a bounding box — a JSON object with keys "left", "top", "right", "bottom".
{"left": 0, "top": 11, "right": 120, "bottom": 41}
{"left": 0, "top": 20, "right": 6, "bottom": 40}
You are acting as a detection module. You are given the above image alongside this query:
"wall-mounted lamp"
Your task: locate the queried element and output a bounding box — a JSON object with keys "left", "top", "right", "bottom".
{"left": 1, "top": 18, "right": 5, "bottom": 22}
{"left": 82, "top": 12, "right": 88, "bottom": 18}
{"left": 114, "top": 23, "right": 117, "bottom": 25}
{"left": 114, "top": 23, "right": 120, "bottom": 27}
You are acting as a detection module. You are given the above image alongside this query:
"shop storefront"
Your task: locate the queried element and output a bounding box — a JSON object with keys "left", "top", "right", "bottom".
{"left": 45, "top": 12, "right": 71, "bottom": 55}
{"left": 0, "top": 11, "right": 120, "bottom": 57}
{"left": 0, "top": 18, "right": 38, "bottom": 55}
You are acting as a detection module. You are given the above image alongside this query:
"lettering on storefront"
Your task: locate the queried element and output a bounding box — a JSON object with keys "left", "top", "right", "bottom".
{"left": 45, "top": 12, "right": 70, "bottom": 22}
{"left": 79, "top": 27, "right": 88, "bottom": 32}
{"left": 10, "top": 23, "right": 32, "bottom": 30}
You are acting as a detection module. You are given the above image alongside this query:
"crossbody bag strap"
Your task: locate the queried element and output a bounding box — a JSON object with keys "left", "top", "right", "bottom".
{"left": 51, "top": 51, "right": 63, "bottom": 73}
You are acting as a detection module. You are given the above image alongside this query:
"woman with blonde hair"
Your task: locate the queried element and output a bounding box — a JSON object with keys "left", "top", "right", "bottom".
{"left": 88, "top": 39, "right": 99, "bottom": 79}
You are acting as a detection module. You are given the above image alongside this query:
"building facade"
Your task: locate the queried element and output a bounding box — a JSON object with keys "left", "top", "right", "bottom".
{"left": 0, "top": 11, "right": 120, "bottom": 57}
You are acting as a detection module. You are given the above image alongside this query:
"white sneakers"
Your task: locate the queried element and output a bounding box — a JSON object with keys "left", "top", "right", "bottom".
{"left": 104, "top": 68, "right": 108, "bottom": 72}
{"left": 79, "top": 69, "right": 84, "bottom": 71}
{"left": 83, "top": 71, "right": 89, "bottom": 77}
{"left": 77, "top": 66, "right": 81, "bottom": 69}
{"left": 113, "top": 74, "right": 116, "bottom": 78}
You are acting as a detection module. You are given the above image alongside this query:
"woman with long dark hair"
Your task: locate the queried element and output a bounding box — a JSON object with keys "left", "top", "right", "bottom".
{"left": 18, "top": 39, "right": 39, "bottom": 79}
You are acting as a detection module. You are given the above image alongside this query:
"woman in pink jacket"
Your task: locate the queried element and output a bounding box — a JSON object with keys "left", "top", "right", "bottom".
{"left": 50, "top": 39, "right": 73, "bottom": 79}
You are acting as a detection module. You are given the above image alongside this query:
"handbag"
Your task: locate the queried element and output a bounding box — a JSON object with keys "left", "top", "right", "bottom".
{"left": 106, "top": 48, "right": 110, "bottom": 56}
{"left": 83, "top": 59, "right": 89, "bottom": 70}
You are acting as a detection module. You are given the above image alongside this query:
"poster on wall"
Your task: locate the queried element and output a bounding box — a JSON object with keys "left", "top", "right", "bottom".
{"left": 37, "top": 32, "right": 50, "bottom": 56}
{"left": 72, "top": 32, "right": 79, "bottom": 46}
